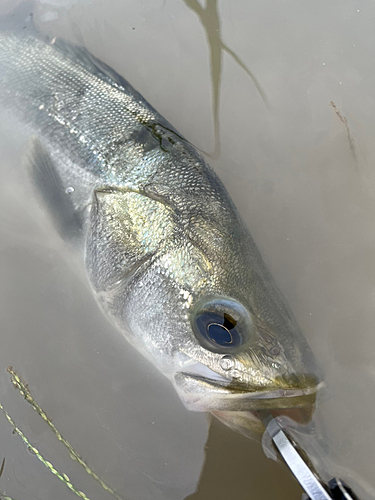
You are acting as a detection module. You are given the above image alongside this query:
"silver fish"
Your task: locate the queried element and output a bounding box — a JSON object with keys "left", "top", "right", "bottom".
{"left": 0, "top": 6, "right": 321, "bottom": 438}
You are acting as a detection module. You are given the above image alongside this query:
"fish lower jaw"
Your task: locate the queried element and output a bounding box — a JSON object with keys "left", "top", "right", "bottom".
{"left": 173, "top": 371, "right": 322, "bottom": 413}
{"left": 239, "top": 382, "right": 324, "bottom": 400}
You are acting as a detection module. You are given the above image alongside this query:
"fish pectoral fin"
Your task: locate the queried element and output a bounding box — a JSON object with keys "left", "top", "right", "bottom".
{"left": 28, "top": 139, "right": 83, "bottom": 242}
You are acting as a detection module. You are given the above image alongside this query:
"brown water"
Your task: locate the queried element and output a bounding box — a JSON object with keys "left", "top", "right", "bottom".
{"left": 0, "top": 1, "right": 375, "bottom": 499}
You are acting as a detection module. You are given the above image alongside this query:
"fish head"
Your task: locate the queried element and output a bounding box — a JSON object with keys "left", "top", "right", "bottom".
{"left": 87, "top": 184, "right": 322, "bottom": 438}
{"left": 112, "top": 191, "right": 323, "bottom": 437}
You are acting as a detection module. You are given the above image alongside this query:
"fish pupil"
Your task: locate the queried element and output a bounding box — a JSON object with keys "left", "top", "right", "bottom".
{"left": 207, "top": 322, "right": 233, "bottom": 345}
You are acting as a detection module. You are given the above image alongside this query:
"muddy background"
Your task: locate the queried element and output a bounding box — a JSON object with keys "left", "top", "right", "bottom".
{"left": 0, "top": 1, "right": 374, "bottom": 499}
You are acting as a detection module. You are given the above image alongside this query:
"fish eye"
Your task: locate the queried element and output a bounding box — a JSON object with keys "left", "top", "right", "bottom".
{"left": 191, "top": 298, "right": 253, "bottom": 353}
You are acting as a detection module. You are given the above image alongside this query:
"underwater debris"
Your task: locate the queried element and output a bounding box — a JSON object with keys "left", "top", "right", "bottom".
{"left": 182, "top": 0, "right": 268, "bottom": 159}
{"left": 0, "top": 367, "right": 126, "bottom": 500}
{"left": 329, "top": 101, "right": 357, "bottom": 164}
{"left": 0, "top": 492, "right": 16, "bottom": 500}
{"left": 0, "top": 396, "right": 91, "bottom": 499}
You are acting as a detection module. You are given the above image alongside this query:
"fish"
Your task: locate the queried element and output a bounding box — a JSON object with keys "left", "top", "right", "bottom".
{"left": 0, "top": 3, "right": 322, "bottom": 439}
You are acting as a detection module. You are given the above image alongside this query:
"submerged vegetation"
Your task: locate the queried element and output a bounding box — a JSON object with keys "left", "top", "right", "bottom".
{"left": 182, "top": 0, "right": 268, "bottom": 159}
{"left": 0, "top": 367, "right": 123, "bottom": 500}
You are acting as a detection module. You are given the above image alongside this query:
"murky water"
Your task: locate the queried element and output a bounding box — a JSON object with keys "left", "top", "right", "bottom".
{"left": 1, "top": 1, "right": 375, "bottom": 499}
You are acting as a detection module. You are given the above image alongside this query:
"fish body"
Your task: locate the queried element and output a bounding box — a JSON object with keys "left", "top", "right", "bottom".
{"left": 0, "top": 10, "right": 321, "bottom": 437}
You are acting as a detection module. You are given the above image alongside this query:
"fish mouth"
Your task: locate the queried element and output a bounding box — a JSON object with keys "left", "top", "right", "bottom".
{"left": 174, "top": 369, "right": 322, "bottom": 438}
{"left": 174, "top": 369, "right": 323, "bottom": 413}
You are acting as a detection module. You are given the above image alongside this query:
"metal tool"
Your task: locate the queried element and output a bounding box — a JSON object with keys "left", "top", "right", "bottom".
{"left": 260, "top": 411, "right": 360, "bottom": 500}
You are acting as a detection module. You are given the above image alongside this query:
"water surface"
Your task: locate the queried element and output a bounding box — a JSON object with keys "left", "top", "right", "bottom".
{"left": 1, "top": 1, "right": 375, "bottom": 499}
